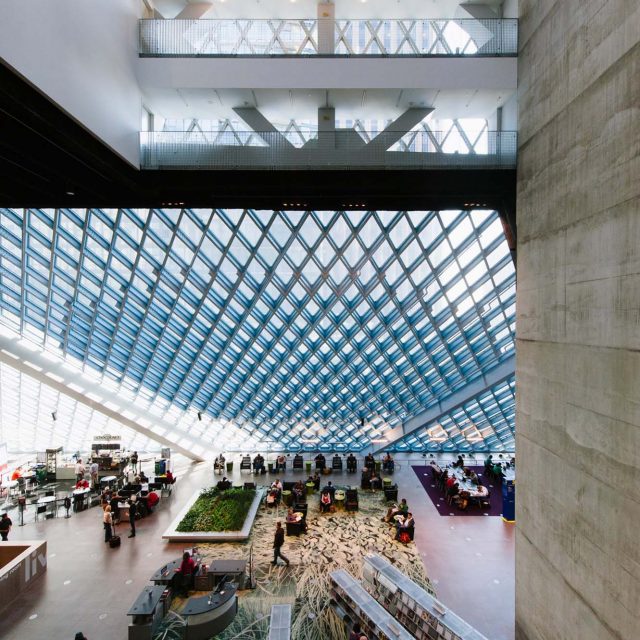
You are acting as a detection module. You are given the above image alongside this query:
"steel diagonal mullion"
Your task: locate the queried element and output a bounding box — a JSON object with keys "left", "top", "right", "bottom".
{"left": 134, "top": 210, "right": 230, "bottom": 407}
{"left": 363, "top": 212, "right": 453, "bottom": 399}
{"left": 234, "top": 20, "right": 254, "bottom": 55}
{"left": 335, "top": 21, "right": 354, "bottom": 55}
{"left": 398, "top": 20, "right": 420, "bottom": 54}
{"left": 195, "top": 213, "right": 310, "bottom": 411}
{"left": 202, "top": 213, "right": 417, "bottom": 433}
{"left": 454, "top": 120, "right": 476, "bottom": 154}
{"left": 297, "top": 20, "right": 318, "bottom": 54}
{"left": 19, "top": 210, "right": 30, "bottom": 336}
{"left": 118, "top": 209, "right": 195, "bottom": 401}
{"left": 61, "top": 209, "right": 122, "bottom": 367}
{"left": 266, "top": 20, "right": 288, "bottom": 54}
{"left": 432, "top": 21, "right": 453, "bottom": 54}
{"left": 363, "top": 20, "right": 385, "bottom": 54}
{"left": 41, "top": 208, "right": 61, "bottom": 349}
{"left": 422, "top": 126, "right": 444, "bottom": 153}
{"left": 99, "top": 209, "right": 173, "bottom": 395}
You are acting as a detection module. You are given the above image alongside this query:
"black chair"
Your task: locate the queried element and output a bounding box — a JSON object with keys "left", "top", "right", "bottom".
{"left": 293, "top": 455, "right": 304, "bottom": 471}
{"left": 283, "top": 481, "right": 295, "bottom": 492}
{"left": 345, "top": 489, "right": 359, "bottom": 512}
{"left": 384, "top": 485, "right": 398, "bottom": 502}
{"left": 35, "top": 505, "right": 47, "bottom": 521}
{"left": 346, "top": 457, "right": 357, "bottom": 473}
{"left": 396, "top": 525, "right": 415, "bottom": 543}
{"left": 286, "top": 520, "right": 305, "bottom": 536}
{"left": 243, "top": 482, "right": 256, "bottom": 490}
{"left": 240, "top": 456, "right": 252, "bottom": 471}
{"left": 360, "top": 474, "right": 371, "bottom": 490}
{"left": 332, "top": 455, "right": 343, "bottom": 471}
{"left": 315, "top": 456, "right": 326, "bottom": 471}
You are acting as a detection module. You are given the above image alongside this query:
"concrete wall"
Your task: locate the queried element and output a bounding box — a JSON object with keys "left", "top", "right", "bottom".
{"left": 0, "top": 0, "right": 142, "bottom": 166}
{"left": 515, "top": 1, "right": 640, "bottom": 639}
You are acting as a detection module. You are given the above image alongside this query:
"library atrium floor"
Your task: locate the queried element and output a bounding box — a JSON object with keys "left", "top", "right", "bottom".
{"left": 3, "top": 455, "right": 514, "bottom": 640}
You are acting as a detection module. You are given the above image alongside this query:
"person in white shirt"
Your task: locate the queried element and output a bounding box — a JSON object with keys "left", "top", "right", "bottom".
{"left": 75, "top": 459, "right": 85, "bottom": 482}
{"left": 90, "top": 461, "right": 99, "bottom": 488}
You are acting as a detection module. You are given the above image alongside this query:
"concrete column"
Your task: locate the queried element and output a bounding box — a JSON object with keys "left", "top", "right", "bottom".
{"left": 317, "top": 2, "right": 335, "bottom": 55}
{"left": 318, "top": 107, "right": 335, "bottom": 151}
{"left": 516, "top": 1, "right": 640, "bottom": 639}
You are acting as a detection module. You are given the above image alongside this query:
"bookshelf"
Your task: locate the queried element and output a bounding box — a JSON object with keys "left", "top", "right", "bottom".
{"left": 361, "top": 555, "right": 488, "bottom": 640}
{"left": 330, "top": 569, "right": 414, "bottom": 640}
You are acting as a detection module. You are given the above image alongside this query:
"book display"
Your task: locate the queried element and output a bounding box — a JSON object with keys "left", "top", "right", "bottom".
{"left": 330, "top": 569, "right": 414, "bottom": 640}
{"left": 362, "top": 555, "right": 488, "bottom": 640}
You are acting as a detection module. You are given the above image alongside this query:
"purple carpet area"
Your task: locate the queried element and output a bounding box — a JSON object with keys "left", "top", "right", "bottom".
{"left": 411, "top": 465, "right": 504, "bottom": 517}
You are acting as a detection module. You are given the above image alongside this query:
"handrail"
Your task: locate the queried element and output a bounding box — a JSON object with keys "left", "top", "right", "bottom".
{"left": 139, "top": 18, "right": 517, "bottom": 57}
{"left": 139, "top": 130, "right": 517, "bottom": 170}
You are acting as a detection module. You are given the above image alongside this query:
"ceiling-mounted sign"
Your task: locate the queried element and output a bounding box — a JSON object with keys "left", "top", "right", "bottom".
{"left": 93, "top": 434, "right": 121, "bottom": 442}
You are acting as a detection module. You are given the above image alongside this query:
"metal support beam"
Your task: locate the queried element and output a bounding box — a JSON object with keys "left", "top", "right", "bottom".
{"left": 374, "top": 355, "right": 515, "bottom": 453}
{"left": 0, "top": 333, "right": 206, "bottom": 461}
{"left": 364, "top": 107, "right": 434, "bottom": 153}
{"left": 233, "top": 107, "right": 294, "bottom": 148}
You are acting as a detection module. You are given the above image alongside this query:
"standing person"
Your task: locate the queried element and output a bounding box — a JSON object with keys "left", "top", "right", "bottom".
{"left": 103, "top": 505, "right": 113, "bottom": 543}
{"left": 130, "top": 451, "right": 138, "bottom": 474}
{"left": 0, "top": 513, "right": 12, "bottom": 541}
{"left": 271, "top": 521, "right": 290, "bottom": 566}
{"left": 128, "top": 497, "right": 137, "bottom": 538}
{"left": 90, "top": 460, "right": 99, "bottom": 489}
{"left": 75, "top": 458, "right": 85, "bottom": 483}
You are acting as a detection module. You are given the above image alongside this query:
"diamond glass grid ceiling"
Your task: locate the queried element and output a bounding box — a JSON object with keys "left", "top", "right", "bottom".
{"left": 392, "top": 374, "right": 516, "bottom": 454}
{"left": 0, "top": 208, "right": 516, "bottom": 452}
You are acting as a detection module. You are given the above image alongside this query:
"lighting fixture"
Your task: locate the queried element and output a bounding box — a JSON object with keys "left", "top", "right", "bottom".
{"left": 51, "top": 411, "right": 57, "bottom": 421}
{"left": 197, "top": 412, "right": 202, "bottom": 421}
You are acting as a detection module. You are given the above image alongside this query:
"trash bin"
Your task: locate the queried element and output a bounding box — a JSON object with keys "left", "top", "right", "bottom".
{"left": 375, "top": 461, "right": 382, "bottom": 473}
{"left": 305, "top": 461, "right": 312, "bottom": 473}
{"left": 305, "top": 482, "right": 315, "bottom": 496}
{"left": 268, "top": 463, "right": 274, "bottom": 474}
{"left": 282, "top": 490, "right": 292, "bottom": 506}
{"left": 226, "top": 461, "right": 233, "bottom": 474}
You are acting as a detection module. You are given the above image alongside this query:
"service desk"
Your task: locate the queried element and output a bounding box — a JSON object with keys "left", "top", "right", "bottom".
{"left": 182, "top": 583, "right": 238, "bottom": 640}
{"left": 127, "top": 585, "right": 168, "bottom": 640}
{"left": 207, "top": 559, "right": 247, "bottom": 589}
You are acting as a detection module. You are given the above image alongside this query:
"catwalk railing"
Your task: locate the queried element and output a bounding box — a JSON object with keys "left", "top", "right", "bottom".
{"left": 139, "top": 130, "right": 517, "bottom": 170}
{"left": 139, "top": 18, "right": 517, "bottom": 57}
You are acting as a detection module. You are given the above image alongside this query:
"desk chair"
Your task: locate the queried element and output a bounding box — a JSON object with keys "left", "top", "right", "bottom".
{"left": 35, "top": 505, "right": 47, "bottom": 521}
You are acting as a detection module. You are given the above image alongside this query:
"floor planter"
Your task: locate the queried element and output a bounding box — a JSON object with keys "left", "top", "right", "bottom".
{"left": 162, "top": 487, "right": 264, "bottom": 542}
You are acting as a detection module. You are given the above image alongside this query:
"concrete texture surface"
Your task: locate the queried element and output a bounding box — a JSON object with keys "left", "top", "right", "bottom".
{"left": 516, "top": 1, "right": 640, "bottom": 639}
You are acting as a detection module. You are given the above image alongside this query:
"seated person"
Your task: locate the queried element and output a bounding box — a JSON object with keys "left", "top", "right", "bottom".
{"left": 364, "top": 453, "right": 375, "bottom": 469}
{"left": 446, "top": 474, "right": 457, "bottom": 490}
{"left": 139, "top": 471, "right": 149, "bottom": 484}
{"left": 430, "top": 460, "right": 442, "bottom": 480}
{"left": 346, "top": 453, "right": 357, "bottom": 472}
{"left": 369, "top": 471, "right": 381, "bottom": 491}
{"left": 447, "top": 481, "right": 460, "bottom": 501}
{"left": 217, "top": 476, "right": 232, "bottom": 491}
{"left": 176, "top": 551, "right": 196, "bottom": 595}
{"left": 492, "top": 463, "right": 504, "bottom": 481}
{"left": 253, "top": 454, "right": 265, "bottom": 473}
{"left": 276, "top": 454, "right": 286, "bottom": 471}
{"left": 383, "top": 498, "right": 408, "bottom": 523}
{"left": 484, "top": 454, "right": 493, "bottom": 472}
{"left": 312, "top": 473, "right": 320, "bottom": 490}
{"left": 320, "top": 490, "right": 333, "bottom": 513}
{"left": 467, "top": 469, "right": 480, "bottom": 485}
{"left": 456, "top": 490, "right": 472, "bottom": 510}
{"left": 395, "top": 512, "right": 415, "bottom": 540}
{"left": 473, "top": 484, "right": 489, "bottom": 498}
{"left": 314, "top": 453, "right": 326, "bottom": 470}
{"left": 271, "top": 478, "right": 283, "bottom": 494}
{"left": 166, "top": 470, "right": 175, "bottom": 483}
{"left": 453, "top": 455, "right": 464, "bottom": 468}
{"left": 286, "top": 507, "right": 307, "bottom": 533}
{"left": 214, "top": 454, "right": 225, "bottom": 472}
{"left": 266, "top": 489, "right": 279, "bottom": 507}
{"left": 321, "top": 481, "right": 335, "bottom": 499}
{"left": 382, "top": 453, "right": 395, "bottom": 472}
{"left": 292, "top": 480, "right": 305, "bottom": 503}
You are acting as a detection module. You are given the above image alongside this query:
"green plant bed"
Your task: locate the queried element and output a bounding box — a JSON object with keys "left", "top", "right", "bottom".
{"left": 176, "top": 488, "right": 256, "bottom": 533}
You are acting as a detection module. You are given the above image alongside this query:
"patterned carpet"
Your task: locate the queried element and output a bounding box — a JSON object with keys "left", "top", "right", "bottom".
{"left": 412, "top": 465, "right": 504, "bottom": 517}
{"left": 157, "top": 489, "right": 435, "bottom": 640}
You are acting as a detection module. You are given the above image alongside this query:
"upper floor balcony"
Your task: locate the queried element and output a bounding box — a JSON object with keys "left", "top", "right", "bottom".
{"left": 139, "top": 18, "right": 517, "bottom": 58}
